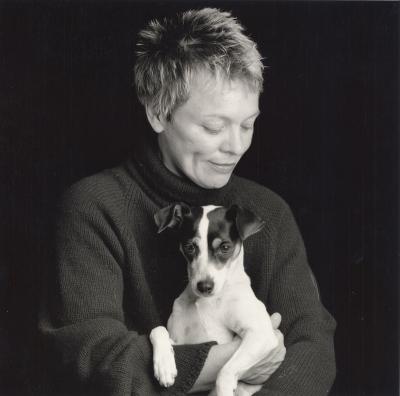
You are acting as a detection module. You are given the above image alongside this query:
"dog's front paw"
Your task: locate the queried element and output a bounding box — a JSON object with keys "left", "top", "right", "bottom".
{"left": 216, "top": 371, "right": 238, "bottom": 396}
{"left": 153, "top": 344, "right": 177, "bottom": 387}
{"left": 150, "top": 326, "right": 177, "bottom": 387}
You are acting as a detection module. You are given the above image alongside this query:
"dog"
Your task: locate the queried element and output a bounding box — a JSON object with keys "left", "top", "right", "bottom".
{"left": 150, "top": 203, "right": 283, "bottom": 396}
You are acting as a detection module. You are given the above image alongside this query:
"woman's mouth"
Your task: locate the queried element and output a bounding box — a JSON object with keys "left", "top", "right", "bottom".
{"left": 208, "top": 161, "right": 237, "bottom": 174}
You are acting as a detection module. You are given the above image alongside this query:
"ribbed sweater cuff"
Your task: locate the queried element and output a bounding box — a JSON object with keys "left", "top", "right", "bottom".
{"left": 167, "top": 341, "right": 217, "bottom": 395}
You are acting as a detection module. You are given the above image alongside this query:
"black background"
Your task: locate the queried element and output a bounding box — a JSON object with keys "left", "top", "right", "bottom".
{"left": 0, "top": 1, "right": 398, "bottom": 395}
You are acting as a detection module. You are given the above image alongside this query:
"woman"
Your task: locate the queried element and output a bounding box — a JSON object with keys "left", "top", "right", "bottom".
{"left": 40, "top": 8, "right": 336, "bottom": 395}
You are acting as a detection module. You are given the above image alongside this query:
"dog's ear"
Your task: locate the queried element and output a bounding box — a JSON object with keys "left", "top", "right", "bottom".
{"left": 154, "top": 203, "right": 191, "bottom": 233}
{"left": 228, "top": 205, "right": 266, "bottom": 240}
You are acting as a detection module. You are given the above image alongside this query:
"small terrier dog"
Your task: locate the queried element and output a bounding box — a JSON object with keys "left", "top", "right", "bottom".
{"left": 150, "top": 203, "right": 283, "bottom": 396}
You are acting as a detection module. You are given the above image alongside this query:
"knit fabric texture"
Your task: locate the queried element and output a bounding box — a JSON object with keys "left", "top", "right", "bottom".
{"left": 39, "top": 135, "right": 336, "bottom": 395}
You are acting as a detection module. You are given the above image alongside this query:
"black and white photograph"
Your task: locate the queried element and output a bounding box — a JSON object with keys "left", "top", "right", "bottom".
{"left": 0, "top": 1, "right": 398, "bottom": 395}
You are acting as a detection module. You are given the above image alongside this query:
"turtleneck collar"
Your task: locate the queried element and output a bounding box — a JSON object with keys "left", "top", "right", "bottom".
{"left": 126, "top": 132, "right": 238, "bottom": 207}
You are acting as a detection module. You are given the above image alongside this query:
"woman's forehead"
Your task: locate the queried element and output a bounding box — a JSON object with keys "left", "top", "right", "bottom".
{"left": 175, "top": 74, "right": 260, "bottom": 121}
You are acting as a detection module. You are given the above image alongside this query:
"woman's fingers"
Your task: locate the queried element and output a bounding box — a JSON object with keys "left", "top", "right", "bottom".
{"left": 270, "top": 312, "right": 282, "bottom": 329}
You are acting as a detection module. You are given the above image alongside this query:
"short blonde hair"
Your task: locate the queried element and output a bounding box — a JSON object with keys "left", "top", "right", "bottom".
{"left": 134, "top": 8, "right": 264, "bottom": 120}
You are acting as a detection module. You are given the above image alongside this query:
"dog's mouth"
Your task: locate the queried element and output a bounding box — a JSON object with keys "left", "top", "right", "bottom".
{"left": 196, "top": 290, "right": 215, "bottom": 298}
{"left": 191, "top": 287, "right": 215, "bottom": 298}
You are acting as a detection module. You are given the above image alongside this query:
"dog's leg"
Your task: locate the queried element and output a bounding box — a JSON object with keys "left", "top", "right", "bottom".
{"left": 215, "top": 329, "right": 277, "bottom": 396}
{"left": 149, "top": 326, "right": 177, "bottom": 387}
{"left": 234, "top": 383, "right": 262, "bottom": 396}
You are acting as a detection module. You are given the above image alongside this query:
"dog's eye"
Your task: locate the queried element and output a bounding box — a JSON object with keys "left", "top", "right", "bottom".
{"left": 219, "top": 242, "right": 232, "bottom": 254}
{"left": 183, "top": 242, "right": 196, "bottom": 254}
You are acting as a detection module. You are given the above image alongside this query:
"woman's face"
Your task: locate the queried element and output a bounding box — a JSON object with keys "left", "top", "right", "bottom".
{"left": 153, "top": 74, "right": 260, "bottom": 189}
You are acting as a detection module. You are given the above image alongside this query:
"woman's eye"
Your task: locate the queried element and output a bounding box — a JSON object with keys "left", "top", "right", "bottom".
{"left": 241, "top": 124, "right": 254, "bottom": 132}
{"left": 203, "top": 125, "right": 224, "bottom": 134}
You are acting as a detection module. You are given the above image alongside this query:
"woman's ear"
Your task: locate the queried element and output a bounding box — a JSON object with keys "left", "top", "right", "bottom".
{"left": 145, "top": 106, "right": 166, "bottom": 134}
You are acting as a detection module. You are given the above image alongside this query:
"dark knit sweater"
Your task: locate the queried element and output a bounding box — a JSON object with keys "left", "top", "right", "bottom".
{"left": 39, "top": 136, "right": 336, "bottom": 396}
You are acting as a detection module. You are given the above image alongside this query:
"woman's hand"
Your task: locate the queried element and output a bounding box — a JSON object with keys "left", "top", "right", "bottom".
{"left": 240, "top": 313, "right": 286, "bottom": 385}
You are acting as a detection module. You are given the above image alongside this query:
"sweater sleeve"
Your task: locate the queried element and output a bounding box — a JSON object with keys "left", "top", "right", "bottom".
{"left": 258, "top": 204, "right": 336, "bottom": 396}
{"left": 39, "top": 184, "right": 214, "bottom": 396}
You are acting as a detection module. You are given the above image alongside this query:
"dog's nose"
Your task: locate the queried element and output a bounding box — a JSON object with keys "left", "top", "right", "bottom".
{"left": 197, "top": 280, "right": 214, "bottom": 295}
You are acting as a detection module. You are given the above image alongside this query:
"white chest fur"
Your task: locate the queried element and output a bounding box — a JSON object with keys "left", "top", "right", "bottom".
{"left": 167, "top": 288, "right": 235, "bottom": 345}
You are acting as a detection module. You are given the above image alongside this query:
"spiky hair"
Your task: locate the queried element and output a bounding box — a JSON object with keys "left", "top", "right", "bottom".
{"left": 134, "top": 8, "right": 264, "bottom": 120}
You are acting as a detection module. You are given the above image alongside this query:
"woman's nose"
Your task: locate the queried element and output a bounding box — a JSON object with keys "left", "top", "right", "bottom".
{"left": 220, "top": 127, "right": 249, "bottom": 155}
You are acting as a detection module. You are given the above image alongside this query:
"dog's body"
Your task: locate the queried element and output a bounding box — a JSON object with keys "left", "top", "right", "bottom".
{"left": 150, "top": 204, "right": 281, "bottom": 396}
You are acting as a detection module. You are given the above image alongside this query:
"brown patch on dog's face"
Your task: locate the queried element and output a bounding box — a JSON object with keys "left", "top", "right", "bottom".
{"left": 178, "top": 206, "right": 203, "bottom": 262}
{"left": 207, "top": 207, "right": 241, "bottom": 268}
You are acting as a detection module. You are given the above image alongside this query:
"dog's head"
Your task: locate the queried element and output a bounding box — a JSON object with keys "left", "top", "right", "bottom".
{"left": 154, "top": 203, "right": 265, "bottom": 298}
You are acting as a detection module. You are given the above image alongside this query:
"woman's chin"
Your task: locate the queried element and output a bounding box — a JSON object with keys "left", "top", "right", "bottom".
{"left": 195, "top": 174, "right": 232, "bottom": 189}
